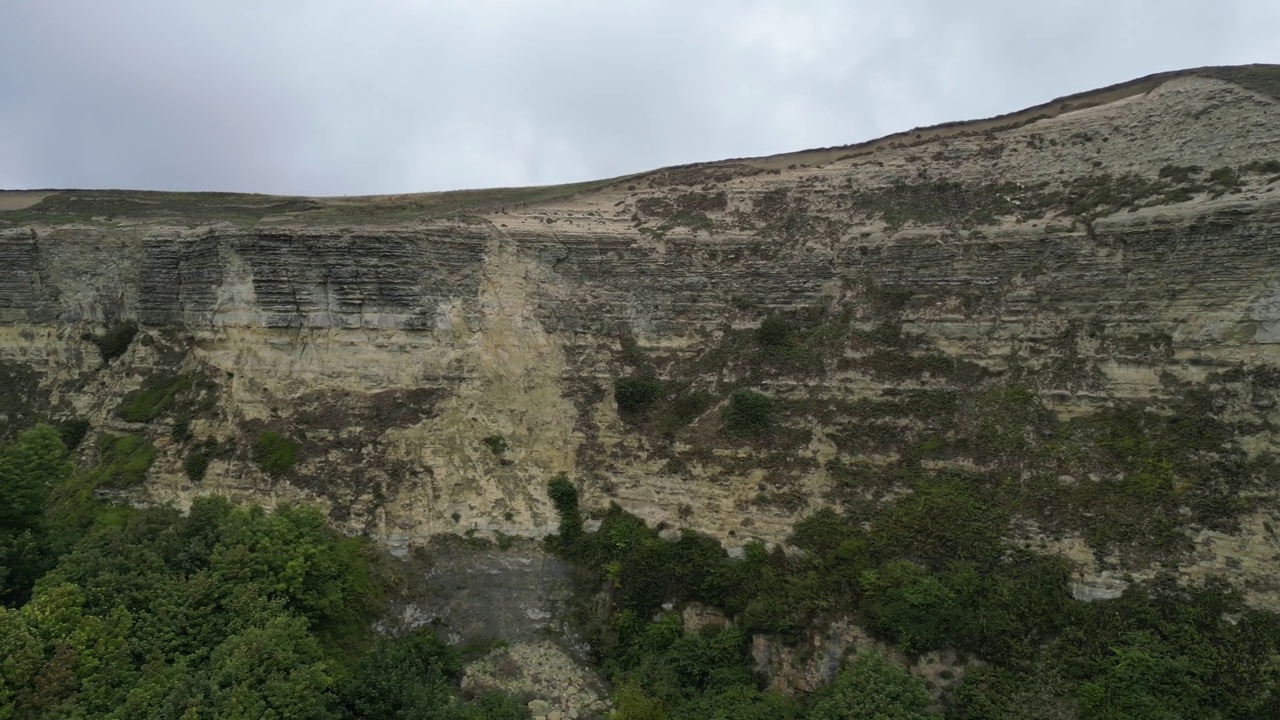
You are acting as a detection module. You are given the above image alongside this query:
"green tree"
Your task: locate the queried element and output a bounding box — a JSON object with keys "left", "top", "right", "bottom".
{"left": 808, "top": 651, "right": 934, "bottom": 720}
{"left": 0, "top": 425, "right": 69, "bottom": 605}
{"left": 0, "top": 425, "right": 68, "bottom": 531}
{"left": 209, "top": 504, "right": 376, "bottom": 634}
{"left": 1076, "top": 630, "right": 1210, "bottom": 720}
{"left": 204, "top": 615, "right": 340, "bottom": 720}
{"left": 337, "top": 626, "right": 461, "bottom": 720}
{"left": 613, "top": 683, "right": 669, "bottom": 720}
{"left": 860, "top": 561, "right": 956, "bottom": 655}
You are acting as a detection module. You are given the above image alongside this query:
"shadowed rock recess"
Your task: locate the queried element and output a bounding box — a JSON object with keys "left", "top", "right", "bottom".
{"left": 4, "top": 65, "right": 1280, "bottom": 621}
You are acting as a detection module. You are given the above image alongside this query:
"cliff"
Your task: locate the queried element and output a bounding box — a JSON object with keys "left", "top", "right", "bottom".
{"left": 4, "top": 65, "right": 1280, "bottom": 612}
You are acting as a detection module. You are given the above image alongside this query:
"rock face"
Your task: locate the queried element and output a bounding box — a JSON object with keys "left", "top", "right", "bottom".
{"left": 4, "top": 66, "right": 1280, "bottom": 609}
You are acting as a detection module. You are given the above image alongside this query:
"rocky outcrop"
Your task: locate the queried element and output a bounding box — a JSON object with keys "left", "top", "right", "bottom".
{"left": 3, "top": 68, "right": 1280, "bottom": 611}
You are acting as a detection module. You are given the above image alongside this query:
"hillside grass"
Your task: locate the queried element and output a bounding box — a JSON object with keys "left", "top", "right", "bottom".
{"left": 0, "top": 177, "right": 625, "bottom": 228}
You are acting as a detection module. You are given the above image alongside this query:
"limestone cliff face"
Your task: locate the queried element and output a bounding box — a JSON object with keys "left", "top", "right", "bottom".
{"left": 4, "top": 67, "right": 1280, "bottom": 607}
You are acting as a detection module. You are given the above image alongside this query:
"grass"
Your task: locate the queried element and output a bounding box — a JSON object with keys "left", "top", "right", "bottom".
{"left": 95, "top": 433, "right": 158, "bottom": 488}
{"left": 0, "top": 177, "right": 625, "bottom": 228}
{"left": 633, "top": 191, "right": 727, "bottom": 234}
{"left": 848, "top": 163, "right": 1278, "bottom": 230}
{"left": 116, "top": 373, "right": 194, "bottom": 423}
{"left": 1200, "top": 64, "right": 1280, "bottom": 101}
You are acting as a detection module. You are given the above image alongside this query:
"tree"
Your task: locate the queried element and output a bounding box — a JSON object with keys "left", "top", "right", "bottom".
{"left": 0, "top": 425, "right": 69, "bottom": 605}
{"left": 0, "top": 425, "right": 68, "bottom": 532}
{"left": 337, "top": 626, "right": 460, "bottom": 720}
{"left": 204, "top": 615, "right": 340, "bottom": 720}
{"left": 808, "top": 651, "right": 935, "bottom": 720}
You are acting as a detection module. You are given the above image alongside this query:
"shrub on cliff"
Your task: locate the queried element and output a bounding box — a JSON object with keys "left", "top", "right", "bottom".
{"left": 756, "top": 315, "right": 793, "bottom": 348}
{"left": 116, "top": 373, "right": 194, "bottom": 423}
{"left": 546, "top": 473, "right": 583, "bottom": 553}
{"left": 83, "top": 320, "right": 138, "bottom": 364}
{"left": 722, "top": 389, "right": 773, "bottom": 436}
{"left": 808, "top": 651, "right": 934, "bottom": 720}
{"left": 252, "top": 431, "right": 298, "bottom": 477}
{"left": 94, "top": 433, "right": 157, "bottom": 488}
{"left": 615, "top": 376, "right": 665, "bottom": 416}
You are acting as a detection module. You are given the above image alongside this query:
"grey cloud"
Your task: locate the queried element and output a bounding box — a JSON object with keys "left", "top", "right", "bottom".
{"left": 0, "top": 0, "right": 1276, "bottom": 195}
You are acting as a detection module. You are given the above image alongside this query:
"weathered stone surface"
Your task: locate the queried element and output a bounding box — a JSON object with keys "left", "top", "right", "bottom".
{"left": 3, "top": 69, "right": 1280, "bottom": 612}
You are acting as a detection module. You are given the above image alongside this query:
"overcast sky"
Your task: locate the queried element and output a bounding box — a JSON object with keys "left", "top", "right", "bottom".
{"left": 0, "top": 1, "right": 1276, "bottom": 196}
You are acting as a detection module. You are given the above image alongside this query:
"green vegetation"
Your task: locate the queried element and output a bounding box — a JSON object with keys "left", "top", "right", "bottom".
{"left": 56, "top": 418, "right": 90, "bottom": 451}
{"left": 184, "top": 452, "right": 210, "bottom": 483}
{"left": 757, "top": 315, "right": 793, "bottom": 348}
{"left": 482, "top": 434, "right": 509, "bottom": 455}
{"left": 634, "top": 191, "right": 727, "bottom": 234}
{"left": 748, "top": 188, "right": 817, "bottom": 240}
{"left": 847, "top": 162, "right": 1280, "bottom": 231}
{"left": 0, "top": 425, "right": 70, "bottom": 606}
{"left": 117, "top": 373, "right": 195, "bottom": 423}
{"left": 722, "top": 390, "right": 773, "bottom": 436}
{"left": 615, "top": 376, "right": 666, "bottom": 416}
{"left": 184, "top": 441, "right": 218, "bottom": 482}
{"left": 252, "top": 431, "right": 298, "bottom": 477}
{"left": 1244, "top": 158, "right": 1280, "bottom": 174}
{"left": 546, "top": 457, "right": 1280, "bottom": 719}
{"left": 0, "top": 427, "right": 531, "bottom": 719}
{"left": 83, "top": 321, "right": 138, "bottom": 364}
{"left": 94, "top": 433, "right": 157, "bottom": 489}
{"left": 1200, "top": 65, "right": 1280, "bottom": 102}
{"left": 0, "top": 178, "right": 626, "bottom": 228}
{"left": 662, "top": 391, "right": 716, "bottom": 432}
{"left": 808, "top": 652, "right": 934, "bottom": 720}
{"left": 848, "top": 179, "right": 1035, "bottom": 230}
{"left": 546, "top": 474, "right": 584, "bottom": 554}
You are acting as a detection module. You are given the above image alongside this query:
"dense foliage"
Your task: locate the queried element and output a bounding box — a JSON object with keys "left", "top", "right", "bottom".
{"left": 0, "top": 426, "right": 525, "bottom": 719}
{"left": 547, "top": 469, "right": 1280, "bottom": 719}
{"left": 7, "top": 414, "right": 1280, "bottom": 718}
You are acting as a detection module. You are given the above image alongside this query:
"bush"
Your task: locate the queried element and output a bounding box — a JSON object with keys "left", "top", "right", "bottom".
{"left": 616, "top": 377, "right": 665, "bottom": 415}
{"left": 95, "top": 433, "right": 157, "bottom": 488}
{"left": 722, "top": 390, "right": 773, "bottom": 436}
{"left": 868, "top": 477, "right": 1004, "bottom": 568}
{"left": 808, "top": 651, "right": 934, "bottom": 720}
{"left": 117, "top": 374, "right": 193, "bottom": 423}
{"left": 546, "top": 473, "right": 583, "bottom": 552}
{"left": 171, "top": 417, "right": 192, "bottom": 443}
{"left": 481, "top": 434, "right": 507, "bottom": 455}
{"left": 184, "top": 451, "right": 210, "bottom": 482}
{"left": 252, "top": 431, "right": 298, "bottom": 477}
{"left": 661, "top": 391, "right": 715, "bottom": 432}
{"left": 1244, "top": 159, "right": 1280, "bottom": 174}
{"left": 84, "top": 321, "right": 138, "bottom": 363}
{"left": 860, "top": 560, "right": 958, "bottom": 655}
{"left": 56, "top": 418, "right": 90, "bottom": 451}
{"left": 338, "top": 626, "right": 461, "bottom": 719}
{"left": 756, "top": 316, "right": 792, "bottom": 348}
